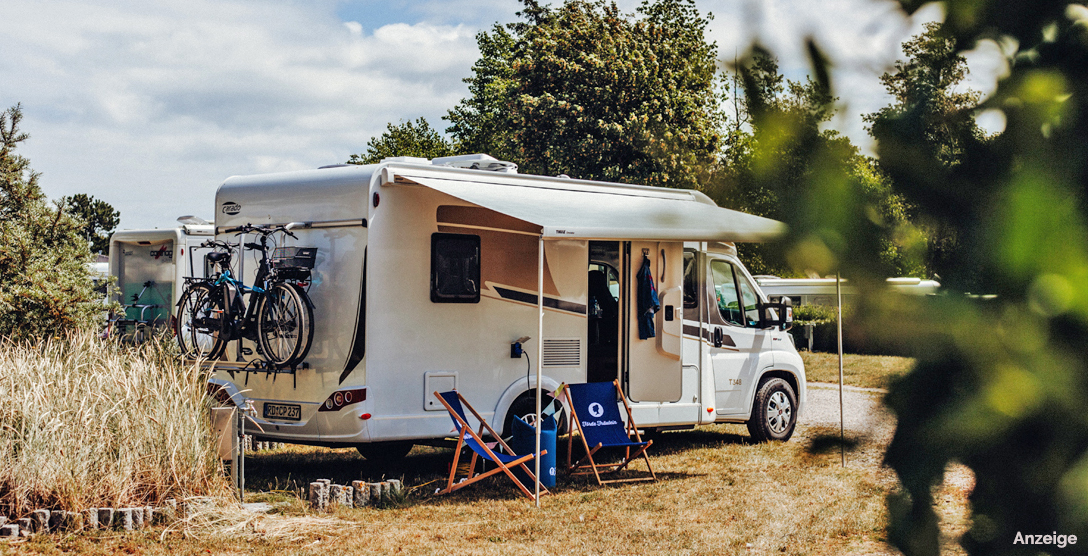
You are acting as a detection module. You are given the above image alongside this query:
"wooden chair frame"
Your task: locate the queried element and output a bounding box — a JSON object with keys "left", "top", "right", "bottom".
{"left": 562, "top": 379, "right": 656, "bottom": 485}
{"left": 433, "top": 390, "right": 549, "bottom": 501}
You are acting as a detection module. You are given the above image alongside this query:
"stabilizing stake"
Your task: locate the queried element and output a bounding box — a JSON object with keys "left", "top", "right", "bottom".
{"left": 234, "top": 400, "right": 257, "bottom": 501}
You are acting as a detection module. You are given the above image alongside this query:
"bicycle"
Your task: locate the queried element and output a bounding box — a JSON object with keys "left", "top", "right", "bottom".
{"left": 116, "top": 280, "right": 167, "bottom": 344}
{"left": 174, "top": 223, "right": 316, "bottom": 367}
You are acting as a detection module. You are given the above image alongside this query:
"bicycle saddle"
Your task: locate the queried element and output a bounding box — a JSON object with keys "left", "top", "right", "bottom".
{"left": 207, "top": 252, "right": 230, "bottom": 264}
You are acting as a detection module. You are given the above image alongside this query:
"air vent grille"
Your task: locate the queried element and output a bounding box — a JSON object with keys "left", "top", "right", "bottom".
{"left": 542, "top": 339, "right": 581, "bottom": 368}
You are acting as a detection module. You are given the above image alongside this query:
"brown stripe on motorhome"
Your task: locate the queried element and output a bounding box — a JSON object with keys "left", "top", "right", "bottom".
{"left": 437, "top": 205, "right": 541, "bottom": 235}
{"left": 436, "top": 220, "right": 564, "bottom": 299}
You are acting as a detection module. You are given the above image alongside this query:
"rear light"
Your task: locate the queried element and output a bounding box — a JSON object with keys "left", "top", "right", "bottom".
{"left": 360, "top": 413, "right": 372, "bottom": 420}
{"left": 318, "top": 388, "right": 366, "bottom": 412}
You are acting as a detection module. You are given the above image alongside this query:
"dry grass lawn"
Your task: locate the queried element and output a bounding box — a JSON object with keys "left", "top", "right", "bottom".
{"left": 7, "top": 417, "right": 974, "bottom": 556}
{"left": 801, "top": 352, "right": 915, "bottom": 389}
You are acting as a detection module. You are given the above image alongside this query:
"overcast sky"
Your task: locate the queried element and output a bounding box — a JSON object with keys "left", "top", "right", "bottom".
{"left": 1, "top": 0, "right": 1005, "bottom": 230}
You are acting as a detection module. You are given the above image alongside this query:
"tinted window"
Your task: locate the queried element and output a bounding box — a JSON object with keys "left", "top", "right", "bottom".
{"left": 431, "top": 233, "right": 480, "bottom": 303}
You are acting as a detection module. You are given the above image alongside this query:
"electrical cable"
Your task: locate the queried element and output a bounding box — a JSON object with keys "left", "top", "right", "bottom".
{"left": 524, "top": 352, "right": 532, "bottom": 394}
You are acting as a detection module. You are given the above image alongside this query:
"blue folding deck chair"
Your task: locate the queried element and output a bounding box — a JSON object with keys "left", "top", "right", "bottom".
{"left": 434, "top": 390, "right": 549, "bottom": 501}
{"left": 562, "top": 379, "right": 656, "bottom": 485}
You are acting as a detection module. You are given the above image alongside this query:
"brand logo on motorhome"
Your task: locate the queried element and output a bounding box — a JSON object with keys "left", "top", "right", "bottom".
{"left": 150, "top": 245, "right": 173, "bottom": 260}
{"left": 221, "top": 201, "right": 241, "bottom": 215}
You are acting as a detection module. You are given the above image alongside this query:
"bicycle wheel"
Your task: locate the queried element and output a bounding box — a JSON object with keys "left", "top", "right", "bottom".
{"left": 175, "top": 283, "right": 229, "bottom": 360}
{"left": 256, "top": 282, "right": 314, "bottom": 366}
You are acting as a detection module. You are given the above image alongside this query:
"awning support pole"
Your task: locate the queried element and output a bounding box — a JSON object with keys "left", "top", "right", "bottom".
{"left": 535, "top": 234, "right": 544, "bottom": 507}
{"left": 837, "top": 272, "right": 845, "bottom": 468}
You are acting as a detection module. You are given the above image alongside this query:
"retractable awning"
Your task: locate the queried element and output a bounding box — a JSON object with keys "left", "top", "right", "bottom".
{"left": 384, "top": 167, "right": 786, "bottom": 242}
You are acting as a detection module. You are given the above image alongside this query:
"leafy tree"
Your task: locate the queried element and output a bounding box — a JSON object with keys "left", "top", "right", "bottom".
{"left": 866, "top": 22, "right": 987, "bottom": 287}
{"left": 445, "top": 25, "right": 519, "bottom": 161}
{"left": 0, "top": 104, "right": 103, "bottom": 339}
{"left": 63, "top": 193, "right": 119, "bottom": 255}
{"left": 446, "top": 0, "right": 724, "bottom": 189}
{"left": 346, "top": 118, "right": 456, "bottom": 165}
{"left": 866, "top": 22, "right": 984, "bottom": 168}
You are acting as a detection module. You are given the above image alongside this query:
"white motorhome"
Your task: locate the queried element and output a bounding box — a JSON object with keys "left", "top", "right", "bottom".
{"left": 109, "top": 223, "right": 214, "bottom": 337}
{"left": 206, "top": 155, "right": 806, "bottom": 458}
{"left": 755, "top": 276, "right": 941, "bottom": 307}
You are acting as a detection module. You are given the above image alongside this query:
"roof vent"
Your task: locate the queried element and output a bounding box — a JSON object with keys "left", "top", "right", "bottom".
{"left": 431, "top": 154, "right": 518, "bottom": 174}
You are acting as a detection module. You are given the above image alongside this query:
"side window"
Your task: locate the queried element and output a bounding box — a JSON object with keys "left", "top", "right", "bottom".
{"left": 431, "top": 233, "right": 480, "bottom": 303}
{"left": 682, "top": 251, "right": 698, "bottom": 309}
{"left": 710, "top": 260, "right": 743, "bottom": 326}
{"left": 737, "top": 272, "right": 761, "bottom": 327}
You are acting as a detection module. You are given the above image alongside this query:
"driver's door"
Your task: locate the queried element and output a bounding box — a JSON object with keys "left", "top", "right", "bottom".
{"left": 707, "top": 257, "right": 771, "bottom": 416}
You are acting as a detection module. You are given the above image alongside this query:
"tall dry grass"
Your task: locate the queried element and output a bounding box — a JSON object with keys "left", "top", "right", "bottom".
{"left": 0, "top": 331, "right": 229, "bottom": 516}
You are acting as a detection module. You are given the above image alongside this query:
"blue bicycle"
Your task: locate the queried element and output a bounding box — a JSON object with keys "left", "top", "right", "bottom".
{"left": 174, "top": 223, "right": 315, "bottom": 367}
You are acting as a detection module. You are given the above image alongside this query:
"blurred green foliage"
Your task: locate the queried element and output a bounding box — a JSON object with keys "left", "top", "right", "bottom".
{"left": 802, "top": 2, "right": 1088, "bottom": 555}
{"left": 710, "top": 52, "right": 927, "bottom": 278}
{"left": 0, "top": 104, "right": 104, "bottom": 339}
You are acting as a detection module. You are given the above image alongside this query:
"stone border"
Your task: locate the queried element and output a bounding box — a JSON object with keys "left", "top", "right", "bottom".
{"left": 308, "top": 479, "right": 403, "bottom": 510}
{"left": 0, "top": 499, "right": 181, "bottom": 538}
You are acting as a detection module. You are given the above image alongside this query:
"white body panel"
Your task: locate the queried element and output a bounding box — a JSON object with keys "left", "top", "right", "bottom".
{"left": 208, "top": 160, "right": 806, "bottom": 446}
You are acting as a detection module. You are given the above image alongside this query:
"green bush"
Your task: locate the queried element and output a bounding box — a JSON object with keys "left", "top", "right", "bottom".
{"left": 0, "top": 104, "right": 104, "bottom": 340}
{"left": 792, "top": 304, "right": 838, "bottom": 326}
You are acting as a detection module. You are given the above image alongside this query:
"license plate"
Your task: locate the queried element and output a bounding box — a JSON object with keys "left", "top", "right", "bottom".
{"left": 263, "top": 402, "right": 301, "bottom": 421}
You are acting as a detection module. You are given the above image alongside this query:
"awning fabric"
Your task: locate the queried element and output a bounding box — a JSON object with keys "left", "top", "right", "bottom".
{"left": 389, "top": 171, "right": 786, "bottom": 242}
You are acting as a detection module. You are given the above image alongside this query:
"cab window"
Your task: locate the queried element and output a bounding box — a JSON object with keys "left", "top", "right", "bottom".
{"left": 710, "top": 260, "right": 743, "bottom": 326}
{"left": 737, "top": 272, "right": 761, "bottom": 327}
{"left": 711, "top": 259, "right": 761, "bottom": 328}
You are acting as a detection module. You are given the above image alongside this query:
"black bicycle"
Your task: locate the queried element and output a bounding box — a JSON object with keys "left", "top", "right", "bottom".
{"left": 175, "top": 223, "right": 315, "bottom": 367}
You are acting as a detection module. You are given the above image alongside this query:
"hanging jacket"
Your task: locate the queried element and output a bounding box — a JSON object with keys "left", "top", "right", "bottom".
{"left": 636, "top": 256, "right": 660, "bottom": 339}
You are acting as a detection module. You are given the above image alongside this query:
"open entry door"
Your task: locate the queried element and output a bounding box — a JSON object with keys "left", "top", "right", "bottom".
{"left": 624, "top": 241, "right": 683, "bottom": 402}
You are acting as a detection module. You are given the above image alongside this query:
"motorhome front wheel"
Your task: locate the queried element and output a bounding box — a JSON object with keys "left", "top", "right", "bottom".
{"left": 746, "top": 377, "right": 797, "bottom": 442}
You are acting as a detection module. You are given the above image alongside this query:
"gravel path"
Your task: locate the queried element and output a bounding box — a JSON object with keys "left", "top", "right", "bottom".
{"left": 800, "top": 382, "right": 895, "bottom": 441}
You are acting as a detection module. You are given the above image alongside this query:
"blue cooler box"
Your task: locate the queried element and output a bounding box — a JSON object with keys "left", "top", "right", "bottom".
{"left": 510, "top": 414, "right": 557, "bottom": 488}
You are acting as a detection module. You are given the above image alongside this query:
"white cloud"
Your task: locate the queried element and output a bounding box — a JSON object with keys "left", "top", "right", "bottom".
{"left": 1, "top": 0, "right": 984, "bottom": 232}
{"left": 344, "top": 21, "right": 363, "bottom": 36}
{"left": 2, "top": 0, "right": 479, "bottom": 229}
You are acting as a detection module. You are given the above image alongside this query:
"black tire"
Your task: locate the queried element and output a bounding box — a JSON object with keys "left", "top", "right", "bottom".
{"left": 256, "top": 283, "right": 313, "bottom": 366}
{"left": 356, "top": 441, "right": 414, "bottom": 465}
{"left": 502, "top": 393, "right": 568, "bottom": 439}
{"left": 175, "top": 284, "right": 228, "bottom": 360}
{"left": 746, "top": 377, "right": 798, "bottom": 442}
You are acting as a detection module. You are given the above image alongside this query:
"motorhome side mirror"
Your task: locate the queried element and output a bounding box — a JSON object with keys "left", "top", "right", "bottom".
{"left": 761, "top": 296, "right": 793, "bottom": 331}
{"left": 779, "top": 296, "right": 793, "bottom": 331}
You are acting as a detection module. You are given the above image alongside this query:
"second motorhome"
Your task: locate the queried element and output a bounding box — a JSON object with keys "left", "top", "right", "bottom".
{"left": 109, "top": 223, "right": 214, "bottom": 338}
{"left": 205, "top": 155, "right": 806, "bottom": 458}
